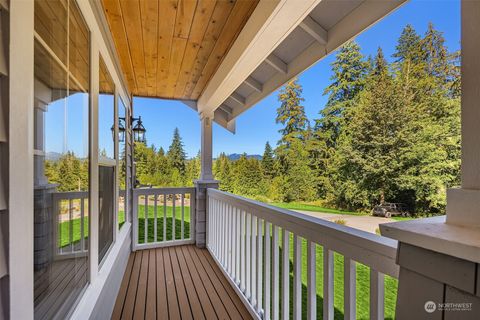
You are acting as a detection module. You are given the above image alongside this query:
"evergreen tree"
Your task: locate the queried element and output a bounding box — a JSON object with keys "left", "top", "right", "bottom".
{"left": 313, "top": 41, "right": 368, "bottom": 198}
{"left": 393, "top": 24, "right": 421, "bottom": 62}
{"left": 261, "top": 142, "right": 275, "bottom": 179}
{"left": 167, "top": 128, "right": 186, "bottom": 175}
{"left": 214, "top": 153, "right": 234, "bottom": 192}
{"left": 232, "top": 154, "right": 264, "bottom": 197}
{"left": 276, "top": 78, "right": 308, "bottom": 146}
{"left": 336, "top": 47, "right": 407, "bottom": 207}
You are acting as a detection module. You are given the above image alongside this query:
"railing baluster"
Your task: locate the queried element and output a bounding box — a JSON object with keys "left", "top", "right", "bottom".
{"left": 232, "top": 205, "right": 237, "bottom": 278}
{"left": 307, "top": 241, "right": 317, "bottom": 320}
{"left": 370, "top": 269, "right": 385, "bottom": 320}
{"left": 154, "top": 194, "right": 158, "bottom": 242}
{"left": 221, "top": 202, "right": 226, "bottom": 266}
{"left": 323, "top": 247, "right": 334, "bottom": 320}
{"left": 264, "top": 222, "right": 271, "bottom": 320}
{"left": 272, "top": 226, "right": 279, "bottom": 320}
{"left": 236, "top": 207, "right": 241, "bottom": 285}
{"left": 181, "top": 193, "right": 185, "bottom": 240}
{"left": 172, "top": 194, "right": 176, "bottom": 240}
{"left": 251, "top": 215, "right": 257, "bottom": 306}
{"left": 69, "top": 199, "right": 73, "bottom": 252}
{"left": 246, "top": 213, "right": 252, "bottom": 299}
{"left": 144, "top": 195, "right": 148, "bottom": 243}
{"left": 344, "top": 257, "right": 356, "bottom": 320}
{"left": 230, "top": 205, "right": 234, "bottom": 276}
{"left": 282, "top": 229, "right": 290, "bottom": 320}
{"left": 240, "top": 210, "right": 246, "bottom": 292}
{"left": 256, "top": 218, "right": 263, "bottom": 314}
{"left": 293, "top": 235, "right": 302, "bottom": 320}
{"left": 227, "top": 204, "right": 231, "bottom": 271}
{"left": 163, "top": 194, "right": 167, "bottom": 242}
{"left": 80, "top": 198, "right": 85, "bottom": 252}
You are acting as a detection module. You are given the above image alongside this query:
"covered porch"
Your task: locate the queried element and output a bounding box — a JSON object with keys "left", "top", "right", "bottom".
{"left": 2, "top": 0, "right": 480, "bottom": 319}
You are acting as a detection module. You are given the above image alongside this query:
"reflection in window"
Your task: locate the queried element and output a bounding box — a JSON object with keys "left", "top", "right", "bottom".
{"left": 118, "top": 99, "right": 127, "bottom": 228}
{"left": 98, "top": 166, "right": 115, "bottom": 262}
{"left": 98, "top": 56, "right": 115, "bottom": 263}
{"left": 33, "top": 0, "right": 89, "bottom": 318}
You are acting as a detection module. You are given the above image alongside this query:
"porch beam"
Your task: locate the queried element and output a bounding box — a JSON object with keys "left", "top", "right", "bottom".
{"left": 230, "top": 92, "right": 246, "bottom": 106}
{"left": 265, "top": 54, "right": 287, "bottom": 74}
{"left": 197, "top": 0, "right": 322, "bottom": 116}
{"left": 244, "top": 76, "right": 263, "bottom": 93}
{"left": 230, "top": 0, "right": 407, "bottom": 120}
{"left": 299, "top": 16, "right": 327, "bottom": 45}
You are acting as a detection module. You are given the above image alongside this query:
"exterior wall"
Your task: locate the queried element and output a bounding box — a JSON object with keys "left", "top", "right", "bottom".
{"left": 0, "top": 3, "right": 8, "bottom": 317}
{"left": 1, "top": 0, "right": 134, "bottom": 318}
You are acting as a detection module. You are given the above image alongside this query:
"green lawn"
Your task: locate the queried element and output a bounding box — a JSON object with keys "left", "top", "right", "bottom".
{"left": 271, "top": 202, "right": 366, "bottom": 216}
{"left": 136, "top": 204, "right": 191, "bottom": 242}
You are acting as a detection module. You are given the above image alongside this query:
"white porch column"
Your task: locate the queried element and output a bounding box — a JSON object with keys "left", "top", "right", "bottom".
{"left": 200, "top": 112, "right": 214, "bottom": 180}
{"left": 195, "top": 111, "right": 218, "bottom": 248}
{"left": 445, "top": 0, "right": 480, "bottom": 227}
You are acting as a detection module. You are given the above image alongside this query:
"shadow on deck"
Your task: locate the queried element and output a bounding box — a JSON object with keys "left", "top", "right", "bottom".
{"left": 112, "top": 245, "right": 253, "bottom": 319}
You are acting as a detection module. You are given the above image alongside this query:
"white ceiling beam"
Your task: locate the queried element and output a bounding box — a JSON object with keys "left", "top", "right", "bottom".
{"left": 219, "top": 104, "right": 233, "bottom": 115}
{"left": 214, "top": 108, "right": 236, "bottom": 133}
{"left": 230, "top": 92, "right": 246, "bottom": 106}
{"left": 299, "top": 16, "right": 327, "bottom": 45}
{"left": 244, "top": 76, "right": 263, "bottom": 93}
{"left": 181, "top": 100, "right": 235, "bottom": 133}
{"left": 231, "top": 0, "right": 407, "bottom": 120}
{"left": 197, "top": 0, "right": 322, "bottom": 116}
{"left": 265, "top": 54, "right": 287, "bottom": 74}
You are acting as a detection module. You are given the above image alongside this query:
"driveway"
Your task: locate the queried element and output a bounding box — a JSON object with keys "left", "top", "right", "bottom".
{"left": 293, "top": 210, "right": 395, "bottom": 234}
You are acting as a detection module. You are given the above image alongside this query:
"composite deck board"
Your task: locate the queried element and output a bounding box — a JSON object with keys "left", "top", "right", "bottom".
{"left": 112, "top": 245, "right": 252, "bottom": 320}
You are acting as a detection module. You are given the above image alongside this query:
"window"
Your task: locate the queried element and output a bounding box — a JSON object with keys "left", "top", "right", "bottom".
{"left": 98, "top": 57, "right": 115, "bottom": 263}
{"left": 33, "top": 0, "right": 90, "bottom": 318}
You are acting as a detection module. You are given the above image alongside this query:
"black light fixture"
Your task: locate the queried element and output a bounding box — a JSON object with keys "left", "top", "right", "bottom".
{"left": 111, "top": 116, "right": 146, "bottom": 143}
{"left": 132, "top": 116, "right": 146, "bottom": 143}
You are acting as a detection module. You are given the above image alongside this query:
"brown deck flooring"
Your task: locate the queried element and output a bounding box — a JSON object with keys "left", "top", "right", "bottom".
{"left": 112, "top": 245, "right": 253, "bottom": 320}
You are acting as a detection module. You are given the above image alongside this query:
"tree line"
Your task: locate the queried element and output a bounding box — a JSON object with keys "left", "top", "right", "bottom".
{"left": 45, "top": 23, "right": 460, "bottom": 214}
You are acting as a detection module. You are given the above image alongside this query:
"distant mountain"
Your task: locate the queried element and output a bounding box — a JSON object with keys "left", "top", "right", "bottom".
{"left": 46, "top": 151, "right": 62, "bottom": 161}
{"left": 227, "top": 153, "right": 262, "bottom": 161}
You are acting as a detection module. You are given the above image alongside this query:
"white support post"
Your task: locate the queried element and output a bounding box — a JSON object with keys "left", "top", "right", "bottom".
{"left": 194, "top": 110, "right": 218, "bottom": 247}
{"left": 200, "top": 112, "right": 214, "bottom": 181}
{"left": 446, "top": 0, "right": 480, "bottom": 226}
{"left": 89, "top": 36, "right": 100, "bottom": 281}
{"left": 9, "top": 0, "right": 34, "bottom": 318}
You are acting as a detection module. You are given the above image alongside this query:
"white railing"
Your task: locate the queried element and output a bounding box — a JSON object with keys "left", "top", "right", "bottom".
{"left": 52, "top": 191, "right": 89, "bottom": 259}
{"left": 207, "top": 189, "right": 399, "bottom": 320}
{"left": 132, "top": 187, "right": 196, "bottom": 251}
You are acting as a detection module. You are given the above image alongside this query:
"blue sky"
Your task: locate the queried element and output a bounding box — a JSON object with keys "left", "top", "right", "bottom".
{"left": 46, "top": 0, "right": 460, "bottom": 159}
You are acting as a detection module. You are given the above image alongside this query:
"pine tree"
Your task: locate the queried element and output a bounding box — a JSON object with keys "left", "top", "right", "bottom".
{"left": 336, "top": 47, "right": 407, "bottom": 207}
{"left": 167, "top": 128, "right": 186, "bottom": 175}
{"left": 393, "top": 24, "right": 421, "bottom": 62}
{"left": 313, "top": 41, "right": 368, "bottom": 198}
{"left": 261, "top": 142, "right": 275, "bottom": 179}
{"left": 276, "top": 78, "right": 308, "bottom": 146}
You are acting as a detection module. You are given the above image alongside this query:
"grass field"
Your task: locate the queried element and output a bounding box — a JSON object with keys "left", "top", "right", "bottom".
{"left": 271, "top": 202, "right": 366, "bottom": 216}
{"left": 59, "top": 204, "right": 397, "bottom": 319}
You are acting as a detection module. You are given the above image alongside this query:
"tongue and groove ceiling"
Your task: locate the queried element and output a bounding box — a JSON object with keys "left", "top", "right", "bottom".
{"left": 101, "top": 0, "right": 258, "bottom": 100}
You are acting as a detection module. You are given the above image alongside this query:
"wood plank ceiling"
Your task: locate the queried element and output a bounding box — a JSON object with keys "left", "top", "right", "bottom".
{"left": 101, "top": 0, "right": 259, "bottom": 100}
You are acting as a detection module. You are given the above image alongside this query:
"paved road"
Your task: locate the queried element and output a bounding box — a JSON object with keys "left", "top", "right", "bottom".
{"left": 293, "top": 210, "right": 395, "bottom": 234}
